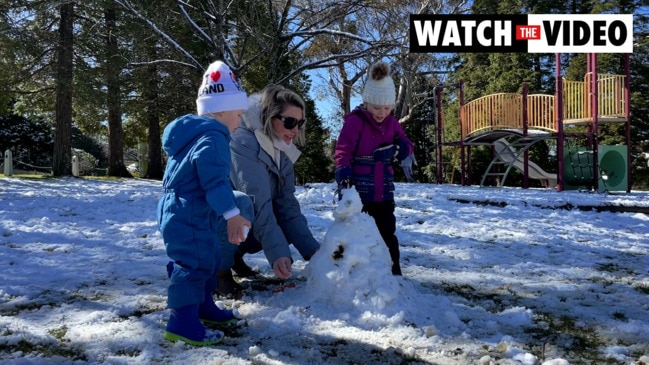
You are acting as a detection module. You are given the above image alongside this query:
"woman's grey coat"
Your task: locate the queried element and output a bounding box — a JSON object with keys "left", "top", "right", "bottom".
{"left": 228, "top": 94, "right": 320, "bottom": 266}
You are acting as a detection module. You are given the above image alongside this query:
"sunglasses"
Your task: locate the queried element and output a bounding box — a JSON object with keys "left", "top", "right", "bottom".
{"left": 274, "top": 115, "right": 306, "bottom": 129}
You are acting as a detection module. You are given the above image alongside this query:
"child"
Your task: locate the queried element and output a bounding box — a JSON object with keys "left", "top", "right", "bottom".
{"left": 334, "top": 60, "right": 414, "bottom": 276}
{"left": 157, "top": 60, "right": 253, "bottom": 346}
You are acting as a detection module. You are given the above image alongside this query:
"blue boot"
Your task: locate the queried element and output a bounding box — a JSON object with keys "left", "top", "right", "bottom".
{"left": 166, "top": 261, "right": 174, "bottom": 278}
{"left": 199, "top": 273, "right": 240, "bottom": 327}
{"left": 164, "top": 304, "right": 224, "bottom": 346}
{"left": 199, "top": 299, "right": 239, "bottom": 327}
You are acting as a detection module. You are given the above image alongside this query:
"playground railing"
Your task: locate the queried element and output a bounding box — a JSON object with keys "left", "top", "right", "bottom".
{"left": 461, "top": 73, "right": 627, "bottom": 137}
{"left": 568, "top": 73, "right": 626, "bottom": 123}
{"left": 527, "top": 94, "right": 555, "bottom": 132}
{"left": 563, "top": 79, "right": 588, "bottom": 122}
{"left": 461, "top": 93, "right": 522, "bottom": 138}
{"left": 593, "top": 73, "right": 626, "bottom": 120}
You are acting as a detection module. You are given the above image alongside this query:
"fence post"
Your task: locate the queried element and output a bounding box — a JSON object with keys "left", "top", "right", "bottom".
{"left": 4, "top": 150, "right": 13, "bottom": 176}
{"left": 72, "top": 155, "right": 79, "bottom": 177}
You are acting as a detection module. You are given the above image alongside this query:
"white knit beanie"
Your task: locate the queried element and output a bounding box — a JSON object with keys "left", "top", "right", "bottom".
{"left": 362, "top": 61, "right": 396, "bottom": 106}
{"left": 196, "top": 60, "right": 248, "bottom": 115}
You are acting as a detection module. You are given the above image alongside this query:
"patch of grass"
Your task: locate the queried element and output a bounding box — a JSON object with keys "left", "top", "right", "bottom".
{"left": 440, "top": 282, "right": 476, "bottom": 297}
{"left": 589, "top": 276, "right": 614, "bottom": 287}
{"left": 119, "top": 304, "right": 165, "bottom": 320}
{"left": 316, "top": 338, "right": 425, "bottom": 364}
{"left": 1, "top": 174, "right": 130, "bottom": 182}
{"left": 48, "top": 326, "right": 68, "bottom": 341}
{"left": 217, "top": 323, "right": 245, "bottom": 339}
{"left": 595, "top": 262, "right": 635, "bottom": 275}
{"left": 527, "top": 313, "right": 614, "bottom": 364}
{"left": 115, "top": 347, "right": 142, "bottom": 357}
{"left": 0, "top": 301, "right": 59, "bottom": 316}
{"left": 439, "top": 282, "right": 512, "bottom": 313}
{"left": 80, "top": 176, "right": 121, "bottom": 182}
{"left": 0, "top": 174, "right": 53, "bottom": 179}
{"left": 133, "top": 280, "right": 151, "bottom": 286}
{"left": 0, "top": 339, "right": 86, "bottom": 361}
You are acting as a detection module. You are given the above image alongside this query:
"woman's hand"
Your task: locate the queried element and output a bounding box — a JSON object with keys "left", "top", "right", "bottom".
{"left": 272, "top": 257, "right": 293, "bottom": 279}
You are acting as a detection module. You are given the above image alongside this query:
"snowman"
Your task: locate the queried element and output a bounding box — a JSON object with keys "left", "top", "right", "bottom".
{"left": 306, "top": 188, "right": 400, "bottom": 310}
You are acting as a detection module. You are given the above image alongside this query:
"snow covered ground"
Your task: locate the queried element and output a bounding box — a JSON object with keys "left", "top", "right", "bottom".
{"left": 0, "top": 176, "right": 648, "bottom": 364}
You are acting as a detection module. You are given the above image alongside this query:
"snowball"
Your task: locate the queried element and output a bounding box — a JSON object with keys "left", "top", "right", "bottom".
{"left": 248, "top": 345, "right": 261, "bottom": 357}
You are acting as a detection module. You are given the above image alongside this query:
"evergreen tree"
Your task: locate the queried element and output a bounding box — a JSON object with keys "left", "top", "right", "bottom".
{"left": 52, "top": 2, "right": 74, "bottom": 177}
{"left": 294, "top": 97, "right": 333, "bottom": 185}
{"left": 0, "top": 114, "right": 53, "bottom": 168}
{"left": 628, "top": 32, "right": 649, "bottom": 188}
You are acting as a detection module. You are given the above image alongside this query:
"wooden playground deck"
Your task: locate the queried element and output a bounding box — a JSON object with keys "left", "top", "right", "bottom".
{"left": 460, "top": 73, "right": 627, "bottom": 140}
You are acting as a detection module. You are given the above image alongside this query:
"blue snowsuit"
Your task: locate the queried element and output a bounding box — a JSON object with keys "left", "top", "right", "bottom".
{"left": 157, "top": 114, "right": 252, "bottom": 308}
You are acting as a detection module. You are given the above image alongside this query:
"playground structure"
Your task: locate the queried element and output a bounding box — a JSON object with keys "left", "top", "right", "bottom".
{"left": 433, "top": 53, "right": 631, "bottom": 192}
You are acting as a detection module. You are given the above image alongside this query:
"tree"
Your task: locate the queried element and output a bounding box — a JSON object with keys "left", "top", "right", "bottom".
{"left": 113, "top": 0, "right": 340, "bottom": 183}
{"left": 0, "top": 3, "right": 17, "bottom": 115}
{"left": 628, "top": 17, "right": 649, "bottom": 188}
{"left": 0, "top": 114, "right": 53, "bottom": 169}
{"left": 0, "top": 1, "right": 55, "bottom": 118}
{"left": 294, "top": 95, "right": 333, "bottom": 184}
{"left": 118, "top": 1, "right": 220, "bottom": 180}
{"left": 52, "top": 1, "right": 74, "bottom": 177}
{"left": 1, "top": 1, "right": 134, "bottom": 178}
{"left": 114, "top": 0, "right": 399, "bottom": 102}
{"left": 104, "top": 2, "right": 132, "bottom": 177}
{"left": 72, "top": 126, "right": 107, "bottom": 169}
{"left": 3, "top": 0, "right": 647, "bottom": 186}
{"left": 140, "top": 38, "right": 163, "bottom": 179}
{"left": 94, "top": 1, "right": 468, "bottom": 183}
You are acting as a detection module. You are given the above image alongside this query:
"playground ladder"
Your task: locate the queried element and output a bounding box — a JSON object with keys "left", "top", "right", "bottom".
{"left": 480, "top": 135, "right": 552, "bottom": 187}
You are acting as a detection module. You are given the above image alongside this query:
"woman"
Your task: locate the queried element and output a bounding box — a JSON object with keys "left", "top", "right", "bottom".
{"left": 218, "top": 85, "right": 320, "bottom": 296}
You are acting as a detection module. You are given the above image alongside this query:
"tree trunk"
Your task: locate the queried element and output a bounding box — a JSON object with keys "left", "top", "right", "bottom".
{"left": 143, "top": 38, "right": 163, "bottom": 180}
{"left": 341, "top": 80, "right": 351, "bottom": 116}
{"left": 336, "top": 62, "right": 353, "bottom": 116}
{"left": 52, "top": 2, "right": 74, "bottom": 177}
{"left": 144, "top": 100, "right": 163, "bottom": 180}
{"left": 105, "top": 5, "right": 132, "bottom": 178}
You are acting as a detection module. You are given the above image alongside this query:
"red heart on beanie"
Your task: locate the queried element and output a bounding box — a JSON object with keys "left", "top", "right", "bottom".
{"left": 210, "top": 71, "right": 221, "bottom": 82}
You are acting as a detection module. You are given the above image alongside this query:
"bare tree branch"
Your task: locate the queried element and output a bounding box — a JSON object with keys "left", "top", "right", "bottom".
{"left": 113, "top": 0, "right": 203, "bottom": 71}
{"left": 127, "top": 59, "right": 199, "bottom": 68}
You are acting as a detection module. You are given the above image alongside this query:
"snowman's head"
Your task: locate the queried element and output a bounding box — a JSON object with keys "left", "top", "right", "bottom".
{"left": 334, "top": 188, "right": 363, "bottom": 220}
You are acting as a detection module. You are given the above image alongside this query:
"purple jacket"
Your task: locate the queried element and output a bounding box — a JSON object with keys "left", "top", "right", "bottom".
{"left": 335, "top": 107, "right": 413, "bottom": 202}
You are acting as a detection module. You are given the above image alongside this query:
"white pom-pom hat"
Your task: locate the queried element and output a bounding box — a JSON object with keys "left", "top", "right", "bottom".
{"left": 361, "top": 61, "right": 396, "bottom": 106}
